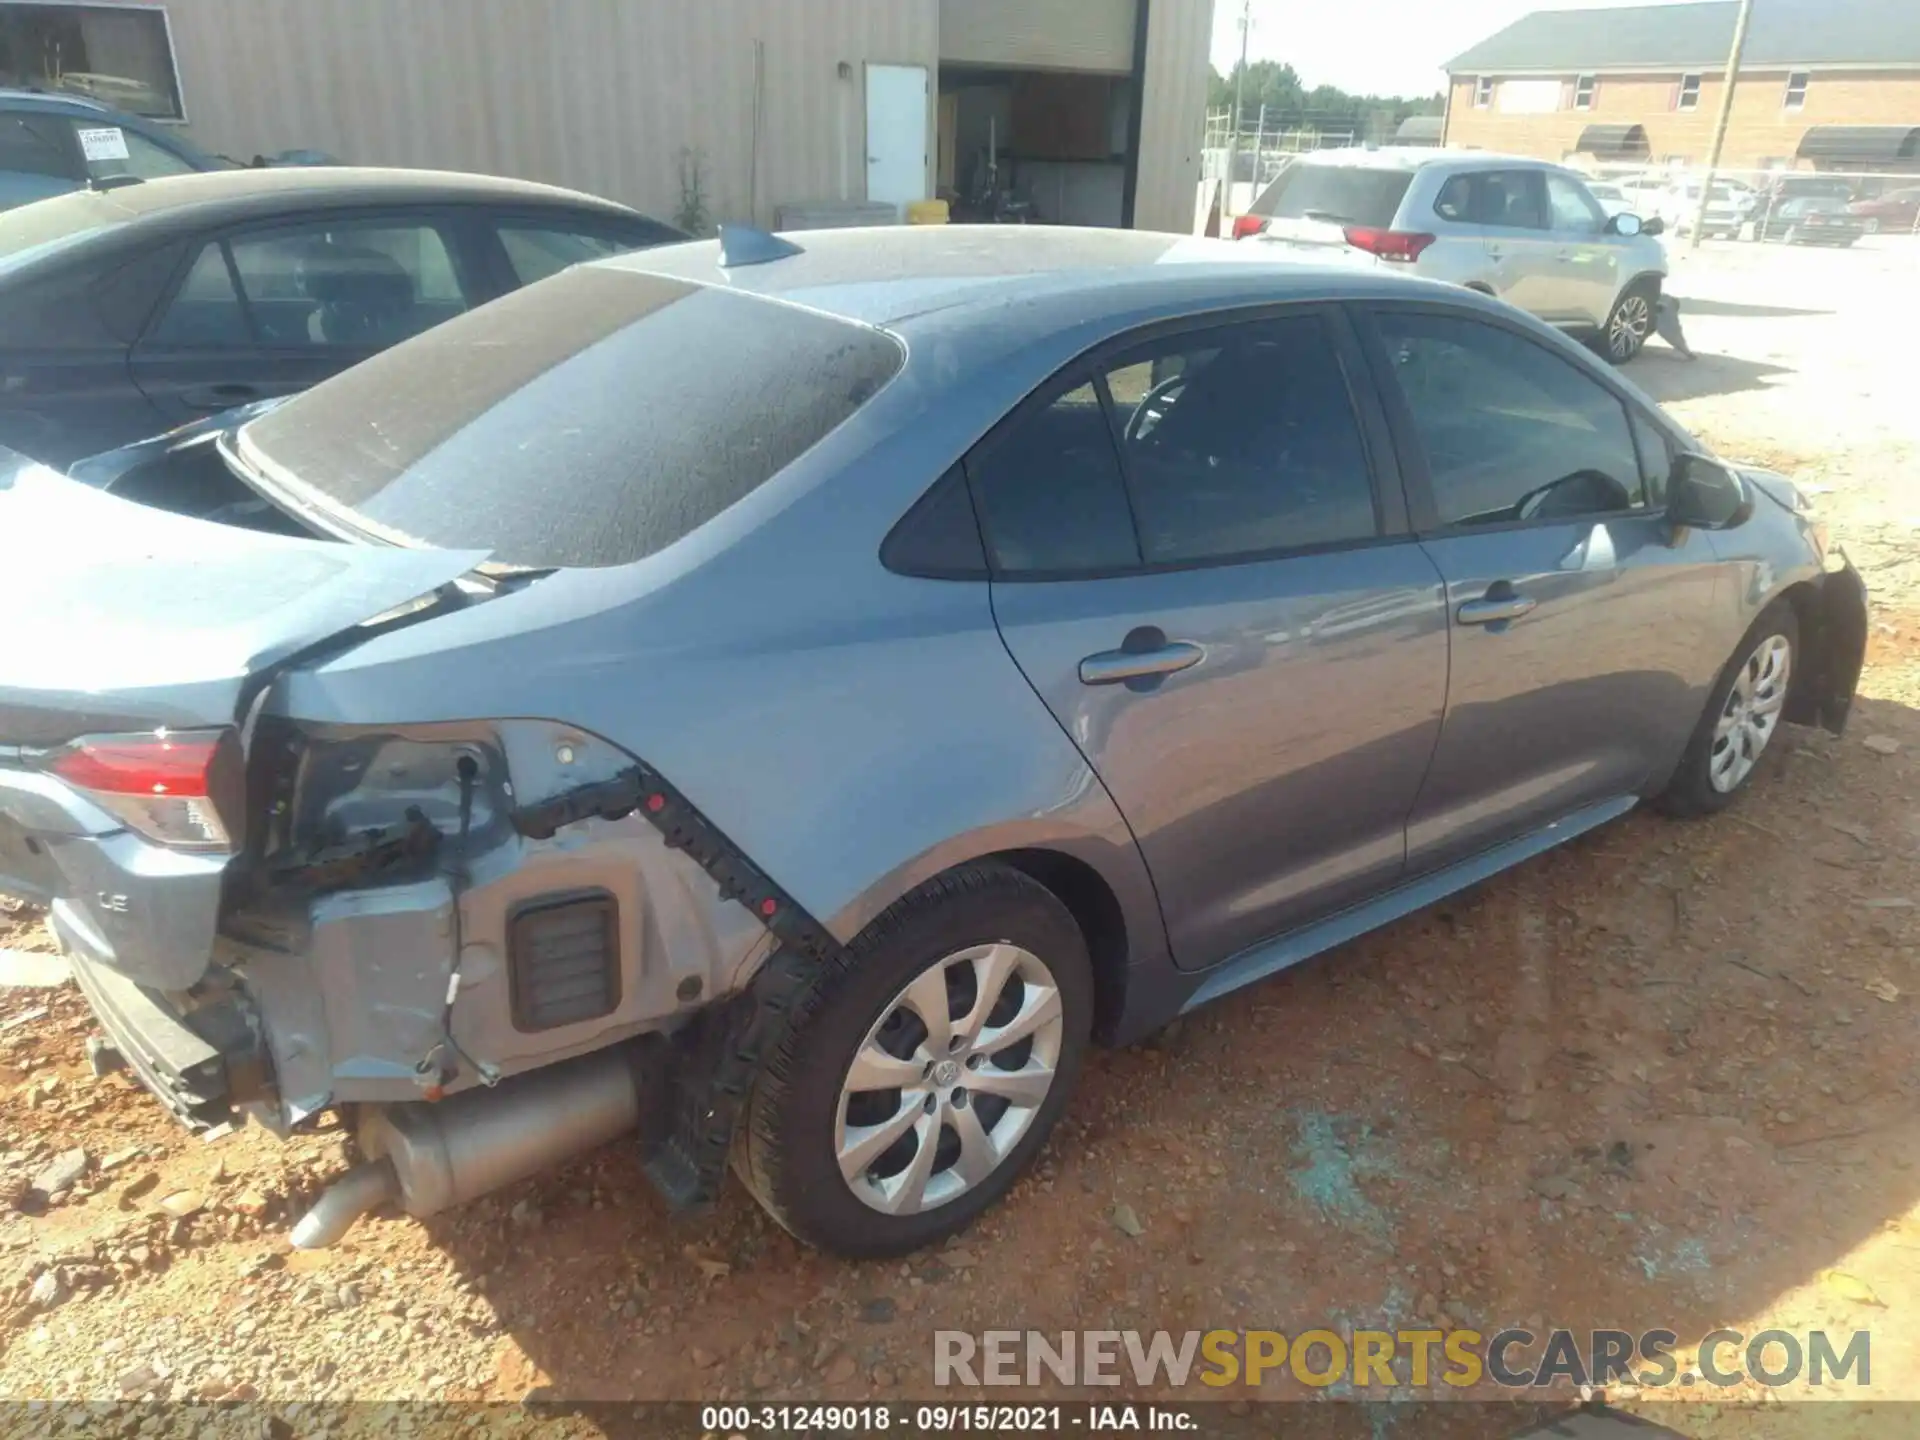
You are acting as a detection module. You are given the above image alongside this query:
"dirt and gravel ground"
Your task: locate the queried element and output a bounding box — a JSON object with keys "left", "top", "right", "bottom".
{"left": 2, "top": 236, "right": 1918, "bottom": 1435}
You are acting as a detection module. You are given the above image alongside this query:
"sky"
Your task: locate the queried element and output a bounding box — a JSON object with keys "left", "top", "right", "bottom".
{"left": 1208, "top": 0, "right": 1705, "bottom": 99}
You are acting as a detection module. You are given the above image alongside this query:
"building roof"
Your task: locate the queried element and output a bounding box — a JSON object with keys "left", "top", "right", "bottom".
{"left": 1446, "top": 0, "right": 1920, "bottom": 74}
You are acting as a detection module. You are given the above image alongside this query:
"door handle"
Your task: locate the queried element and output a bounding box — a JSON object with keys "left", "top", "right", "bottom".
{"left": 1079, "top": 641, "right": 1204, "bottom": 686}
{"left": 1457, "top": 590, "right": 1538, "bottom": 626}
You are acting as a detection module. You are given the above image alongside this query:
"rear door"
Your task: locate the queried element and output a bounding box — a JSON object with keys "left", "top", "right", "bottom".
{"left": 129, "top": 211, "right": 486, "bottom": 426}
{"left": 1357, "top": 304, "right": 1724, "bottom": 871}
{"left": 976, "top": 307, "right": 1450, "bottom": 970}
{"left": 1446, "top": 169, "right": 1563, "bottom": 318}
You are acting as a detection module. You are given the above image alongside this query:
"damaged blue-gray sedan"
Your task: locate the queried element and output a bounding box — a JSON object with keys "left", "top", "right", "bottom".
{"left": 0, "top": 226, "right": 1866, "bottom": 1257}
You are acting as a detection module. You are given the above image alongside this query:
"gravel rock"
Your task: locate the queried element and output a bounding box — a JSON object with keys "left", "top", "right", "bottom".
{"left": 28, "top": 1270, "right": 62, "bottom": 1309}
{"left": 32, "top": 1148, "right": 89, "bottom": 1196}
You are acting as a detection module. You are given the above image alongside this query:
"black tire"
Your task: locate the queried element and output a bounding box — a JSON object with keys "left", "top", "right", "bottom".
{"left": 1601, "top": 280, "right": 1658, "bottom": 364}
{"left": 1658, "top": 600, "right": 1800, "bottom": 818}
{"left": 734, "top": 862, "right": 1093, "bottom": 1257}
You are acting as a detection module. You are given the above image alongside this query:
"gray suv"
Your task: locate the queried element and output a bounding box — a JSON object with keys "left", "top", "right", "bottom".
{"left": 1237, "top": 149, "right": 1671, "bottom": 362}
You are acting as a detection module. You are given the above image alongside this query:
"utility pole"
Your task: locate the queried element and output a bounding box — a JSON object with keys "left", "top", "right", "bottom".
{"left": 1223, "top": 0, "right": 1252, "bottom": 223}
{"left": 1691, "top": 0, "right": 1754, "bottom": 250}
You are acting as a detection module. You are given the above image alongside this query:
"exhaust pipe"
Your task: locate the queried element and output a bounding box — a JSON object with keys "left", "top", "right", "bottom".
{"left": 290, "top": 1046, "right": 644, "bottom": 1249}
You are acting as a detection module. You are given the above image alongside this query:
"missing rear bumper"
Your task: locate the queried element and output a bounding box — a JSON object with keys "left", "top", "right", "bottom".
{"left": 61, "top": 939, "right": 267, "bottom": 1129}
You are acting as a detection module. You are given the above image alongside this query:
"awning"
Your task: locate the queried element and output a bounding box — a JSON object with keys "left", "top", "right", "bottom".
{"left": 1796, "top": 126, "right": 1920, "bottom": 163}
{"left": 1395, "top": 115, "right": 1445, "bottom": 145}
{"left": 1576, "top": 123, "right": 1650, "bottom": 158}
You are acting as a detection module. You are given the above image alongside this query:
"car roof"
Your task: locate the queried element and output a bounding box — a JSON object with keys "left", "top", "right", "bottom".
{"left": 53, "top": 165, "right": 638, "bottom": 220}
{"left": 1280, "top": 146, "right": 1571, "bottom": 174}
{"left": 611, "top": 223, "right": 1460, "bottom": 329}
{"left": 0, "top": 87, "right": 118, "bottom": 115}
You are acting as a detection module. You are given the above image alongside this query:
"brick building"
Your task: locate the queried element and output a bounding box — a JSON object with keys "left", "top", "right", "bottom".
{"left": 1442, "top": 0, "right": 1920, "bottom": 174}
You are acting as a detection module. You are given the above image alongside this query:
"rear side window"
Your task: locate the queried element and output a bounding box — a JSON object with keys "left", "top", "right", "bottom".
{"left": 238, "top": 267, "right": 904, "bottom": 568}
{"left": 1434, "top": 170, "right": 1548, "bottom": 229}
{"left": 967, "top": 381, "right": 1141, "bottom": 575}
{"left": 496, "top": 223, "right": 630, "bottom": 286}
{"left": 1249, "top": 163, "right": 1413, "bottom": 227}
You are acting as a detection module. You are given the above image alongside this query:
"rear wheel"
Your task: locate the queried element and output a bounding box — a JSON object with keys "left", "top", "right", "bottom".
{"left": 1602, "top": 281, "right": 1657, "bottom": 363}
{"left": 735, "top": 863, "right": 1092, "bottom": 1257}
{"left": 1659, "top": 601, "right": 1799, "bottom": 818}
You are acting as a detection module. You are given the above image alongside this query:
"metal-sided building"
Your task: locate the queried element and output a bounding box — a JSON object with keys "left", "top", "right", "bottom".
{"left": 1, "top": 0, "right": 1215, "bottom": 233}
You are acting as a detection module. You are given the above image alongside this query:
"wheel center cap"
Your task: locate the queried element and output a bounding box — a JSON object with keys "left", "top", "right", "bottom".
{"left": 931, "top": 1059, "right": 962, "bottom": 1087}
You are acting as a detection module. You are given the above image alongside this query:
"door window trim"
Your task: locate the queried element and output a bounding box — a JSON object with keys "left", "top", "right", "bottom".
{"left": 1350, "top": 298, "right": 1674, "bottom": 537}
{"left": 134, "top": 207, "right": 487, "bottom": 353}
{"left": 955, "top": 301, "right": 1416, "bottom": 583}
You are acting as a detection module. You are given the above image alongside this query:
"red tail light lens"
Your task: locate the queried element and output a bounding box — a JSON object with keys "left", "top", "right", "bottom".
{"left": 1232, "top": 214, "right": 1269, "bottom": 240}
{"left": 50, "top": 729, "right": 236, "bottom": 852}
{"left": 1344, "top": 226, "right": 1438, "bottom": 263}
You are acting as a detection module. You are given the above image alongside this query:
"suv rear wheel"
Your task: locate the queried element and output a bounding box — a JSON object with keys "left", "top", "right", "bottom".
{"left": 735, "top": 863, "right": 1093, "bottom": 1256}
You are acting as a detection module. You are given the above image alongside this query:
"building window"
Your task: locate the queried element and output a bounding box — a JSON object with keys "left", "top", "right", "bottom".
{"left": 1784, "top": 71, "right": 1809, "bottom": 111}
{"left": 0, "top": 4, "right": 184, "bottom": 120}
{"left": 1474, "top": 76, "right": 1494, "bottom": 109}
{"left": 1677, "top": 73, "right": 1702, "bottom": 111}
{"left": 1574, "top": 74, "right": 1597, "bottom": 110}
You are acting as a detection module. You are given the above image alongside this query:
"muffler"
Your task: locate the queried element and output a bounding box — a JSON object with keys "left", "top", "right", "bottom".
{"left": 290, "top": 1046, "right": 645, "bottom": 1249}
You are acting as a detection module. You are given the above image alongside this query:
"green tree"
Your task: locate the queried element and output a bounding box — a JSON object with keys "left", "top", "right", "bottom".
{"left": 1210, "top": 60, "right": 1442, "bottom": 141}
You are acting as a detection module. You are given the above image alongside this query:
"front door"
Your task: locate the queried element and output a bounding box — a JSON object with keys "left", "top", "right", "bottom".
{"left": 1360, "top": 305, "right": 1725, "bottom": 871}
{"left": 971, "top": 308, "right": 1450, "bottom": 971}
{"left": 865, "top": 64, "right": 929, "bottom": 218}
{"left": 1542, "top": 171, "right": 1622, "bottom": 327}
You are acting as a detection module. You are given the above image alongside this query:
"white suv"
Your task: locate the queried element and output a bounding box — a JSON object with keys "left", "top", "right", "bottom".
{"left": 1235, "top": 149, "right": 1671, "bottom": 362}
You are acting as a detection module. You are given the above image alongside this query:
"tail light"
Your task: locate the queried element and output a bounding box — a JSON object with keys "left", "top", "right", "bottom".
{"left": 1344, "top": 227, "right": 1438, "bottom": 263}
{"left": 1232, "top": 214, "right": 1269, "bottom": 240}
{"left": 49, "top": 728, "right": 240, "bottom": 853}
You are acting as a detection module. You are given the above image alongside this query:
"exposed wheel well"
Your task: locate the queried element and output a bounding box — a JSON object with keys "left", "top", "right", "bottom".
{"left": 1621, "top": 272, "right": 1665, "bottom": 301}
{"left": 991, "top": 848, "right": 1130, "bottom": 1043}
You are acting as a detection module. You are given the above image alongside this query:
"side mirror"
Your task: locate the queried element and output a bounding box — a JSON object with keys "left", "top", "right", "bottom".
{"left": 1640, "top": 215, "right": 1666, "bottom": 237}
{"left": 1607, "top": 212, "right": 1644, "bottom": 237}
{"left": 1668, "top": 453, "right": 1753, "bottom": 530}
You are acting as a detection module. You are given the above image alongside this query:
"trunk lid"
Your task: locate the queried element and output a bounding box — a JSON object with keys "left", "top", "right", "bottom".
{"left": 0, "top": 458, "right": 487, "bottom": 742}
{"left": 0, "top": 457, "right": 487, "bottom": 989}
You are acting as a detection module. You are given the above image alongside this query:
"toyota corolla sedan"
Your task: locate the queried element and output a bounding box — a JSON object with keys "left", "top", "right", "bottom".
{"left": 0, "top": 226, "right": 1865, "bottom": 1258}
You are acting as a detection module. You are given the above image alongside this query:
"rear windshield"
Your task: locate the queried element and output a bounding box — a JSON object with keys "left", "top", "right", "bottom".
{"left": 236, "top": 265, "right": 905, "bottom": 568}
{"left": 1249, "top": 163, "right": 1414, "bottom": 227}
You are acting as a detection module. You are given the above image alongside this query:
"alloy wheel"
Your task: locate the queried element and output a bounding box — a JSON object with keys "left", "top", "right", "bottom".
{"left": 1710, "top": 634, "right": 1792, "bottom": 794}
{"left": 1609, "top": 293, "right": 1653, "bottom": 360}
{"left": 835, "top": 943, "right": 1064, "bottom": 1215}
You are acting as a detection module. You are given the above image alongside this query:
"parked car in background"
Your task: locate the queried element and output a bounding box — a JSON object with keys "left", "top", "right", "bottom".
{"left": 1756, "top": 196, "right": 1868, "bottom": 247}
{"left": 0, "top": 89, "right": 229, "bottom": 210}
{"left": 0, "top": 167, "right": 685, "bottom": 465}
{"left": 1585, "top": 181, "right": 1633, "bottom": 218}
{"left": 1655, "top": 179, "right": 1751, "bottom": 240}
{"left": 1233, "top": 149, "right": 1669, "bottom": 362}
{"left": 0, "top": 226, "right": 1863, "bottom": 1259}
{"left": 1849, "top": 187, "right": 1920, "bottom": 234}
{"left": 1750, "top": 175, "right": 1857, "bottom": 237}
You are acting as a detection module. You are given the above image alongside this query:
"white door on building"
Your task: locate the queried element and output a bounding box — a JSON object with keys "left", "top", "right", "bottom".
{"left": 865, "top": 63, "right": 929, "bottom": 216}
